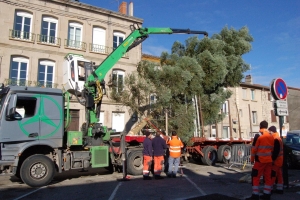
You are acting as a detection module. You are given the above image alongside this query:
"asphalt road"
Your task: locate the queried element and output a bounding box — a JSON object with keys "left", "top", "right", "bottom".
{"left": 1, "top": 162, "right": 300, "bottom": 200}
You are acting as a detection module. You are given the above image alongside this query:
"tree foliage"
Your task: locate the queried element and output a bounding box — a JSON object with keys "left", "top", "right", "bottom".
{"left": 110, "top": 26, "right": 253, "bottom": 143}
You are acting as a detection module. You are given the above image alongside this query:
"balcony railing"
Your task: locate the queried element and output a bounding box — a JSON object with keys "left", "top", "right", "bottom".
{"left": 65, "top": 39, "right": 87, "bottom": 51}
{"left": 37, "top": 34, "right": 61, "bottom": 46}
{"left": 89, "top": 44, "right": 112, "bottom": 54}
{"left": 9, "top": 29, "right": 35, "bottom": 42}
{"left": 4, "top": 79, "right": 59, "bottom": 88}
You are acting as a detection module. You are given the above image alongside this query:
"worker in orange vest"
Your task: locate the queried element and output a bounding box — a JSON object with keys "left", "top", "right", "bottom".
{"left": 142, "top": 131, "right": 153, "bottom": 180}
{"left": 167, "top": 131, "right": 184, "bottom": 178}
{"left": 268, "top": 126, "right": 284, "bottom": 194}
{"left": 246, "top": 120, "right": 274, "bottom": 200}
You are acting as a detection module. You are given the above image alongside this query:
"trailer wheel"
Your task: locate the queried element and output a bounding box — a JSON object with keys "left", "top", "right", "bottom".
{"left": 201, "top": 146, "right": 217, "bottom": 166}
{"left": 20, "top": 154, "right": 55, "bottom": 187}
{"left": 127, "top": 151, "right": 143, "bottom": 175}
{"left": 217, "top": 145, "right": 231, "bottom": 163}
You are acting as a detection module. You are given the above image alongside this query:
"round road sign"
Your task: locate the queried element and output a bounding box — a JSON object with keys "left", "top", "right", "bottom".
{"left": 272, "top": 78, "right": 288, "bottom": 100}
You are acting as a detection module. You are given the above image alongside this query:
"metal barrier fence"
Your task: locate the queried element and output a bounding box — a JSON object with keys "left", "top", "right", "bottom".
{"left": 228, "top": 144, "right": 252, "bottom": 169}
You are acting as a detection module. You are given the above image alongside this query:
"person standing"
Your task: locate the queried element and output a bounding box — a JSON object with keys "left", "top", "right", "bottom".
{"left": 246, "top": 120, "right": 274, "bottom": 200}
{"left": 142, "top": 131, "right": 153, "bottom": 180}
{"left": 152, "top": 132, "right": 168, "bottom": 179}
{"left": 268, "top": 126, "right": 284, "bottom": 194}
{"left": 167, "top": 131, "right": 184, "bottom": 178}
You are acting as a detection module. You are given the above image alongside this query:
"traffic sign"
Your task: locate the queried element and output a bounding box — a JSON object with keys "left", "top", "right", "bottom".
{"left": 275, "top": 108, "right": 289, "bottom": 116}
{"left": 271, "top": 78, "right": 288, "bottom": 100}
{"left": 275, "top": 100, "right": 288, "bottom": 108}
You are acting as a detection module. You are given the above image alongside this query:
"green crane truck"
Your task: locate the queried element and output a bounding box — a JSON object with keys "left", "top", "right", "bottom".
{"left": 0, "top": 24, "right": 208, "bottom": 187}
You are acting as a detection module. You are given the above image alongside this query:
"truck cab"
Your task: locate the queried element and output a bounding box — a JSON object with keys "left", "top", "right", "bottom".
{"left": 0, "top": 85, "right": 64, "bottom": 181}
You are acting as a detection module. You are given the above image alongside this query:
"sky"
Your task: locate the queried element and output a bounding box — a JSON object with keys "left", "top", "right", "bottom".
{"left": 81, "top": 0, "right": 300, "bottom": 88}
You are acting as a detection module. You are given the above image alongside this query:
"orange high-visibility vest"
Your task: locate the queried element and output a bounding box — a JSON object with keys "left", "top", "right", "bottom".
{"left": 273, "top": 132, "right": 283, "bottom": 167}
{"left": 167, "top": 136, "right": 183, "bottom": 158}
{"left": 251, "top": 129, "right": 274, "bottom": 163}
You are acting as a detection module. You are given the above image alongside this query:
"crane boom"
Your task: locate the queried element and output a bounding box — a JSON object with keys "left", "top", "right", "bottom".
{"left": 88, "top": 25, "right": 208, "bottom": 82}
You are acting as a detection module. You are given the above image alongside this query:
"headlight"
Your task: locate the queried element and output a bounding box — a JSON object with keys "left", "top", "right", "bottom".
{"left": 292, "top": 150, "right": 300, "bottom": 155}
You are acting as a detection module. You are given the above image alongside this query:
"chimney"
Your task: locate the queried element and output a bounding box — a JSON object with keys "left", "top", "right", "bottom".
{"left": 128, "top": 1, "right": 133, "bottom": 16}
{"left": 119, "top": 2, "right": 127, "bottom": 15}
{"left": 245, "top": 75, "right": 253, "bottom": 84}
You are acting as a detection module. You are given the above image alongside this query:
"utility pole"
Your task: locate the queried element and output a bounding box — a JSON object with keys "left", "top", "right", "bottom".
{"left": 165, "top": 109, "right": 168, "bottom": 136}
{"left": 198, "top": 95, "right": 205, "bottom": 138}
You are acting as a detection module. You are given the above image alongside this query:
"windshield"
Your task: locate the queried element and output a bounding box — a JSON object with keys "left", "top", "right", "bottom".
{"left": 285, "top": 134, "right": 300, "bottom": 145}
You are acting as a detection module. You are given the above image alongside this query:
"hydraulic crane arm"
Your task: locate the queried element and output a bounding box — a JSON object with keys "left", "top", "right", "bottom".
{"left": 87, "top": 24, "right": 208, "bottom": 83}
{"left": 82, "top": 24, "right": 207, "bottom": 138}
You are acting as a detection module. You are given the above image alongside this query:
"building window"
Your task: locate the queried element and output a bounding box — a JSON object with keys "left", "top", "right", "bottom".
{"left": 251, "top": 89, "right": 255, "bottom": 100}
{"left": 112, "top": 70, "right": 125, "bottom": 93}
{"left": 222, "top": 126, "right": 229, "bottom": 138}
{"left": 113, "top": 32, "right": 125, "bottom": 49}
{"left": 38, "top": 60, "right": 55, "bottom": 87}
{"left": 222, "top": 101, "right": 229, "bottom": 115}
{"left": 98, "top": 111, "right": 104, "bottom": 125}
{"left": 91, "top": 27, "right": 106, "bottom": 53}
{"left": 150, "top": 94, "right": 157, "bottom": 111}
{"left": 13, "top": 11, "right": 33, "bottom": 40}
{"left": 68, "top": 22, "right": 82, "bottom": 48}
{"left": 10, "top": 56, "right": 28, "bottom": 86}
{"left": 252, "top": 111, "right": 257, "bottom": 124}
{"left": 40, "top": 16, "right": 58, "bottom": 44}
{"left": 239, "top": 109, "right": 243, "bottom": 118}
{"left": 112, "top": 112, "right": 124, "bottom": 132}
{"left": 242, "top": 88, "right": 247, "bottom": 99}
{"left": 211, "top": 125, "right": 216, "bottom": 137}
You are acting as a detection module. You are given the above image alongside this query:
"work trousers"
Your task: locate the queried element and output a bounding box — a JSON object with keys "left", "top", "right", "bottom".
{"left": 251, "top": 162, "right": 273, "bottom": 195}
{"left": 168, "top": 156, "right": 180, "bottom": 175}
{"left": 153, "top": 155, "right": 164, "bottom": 176}
{"left": 271, "top": 165, "right": 283, "bottom": 191}
{"left": 143, "top": 155, "right": 152, "bottom": 176}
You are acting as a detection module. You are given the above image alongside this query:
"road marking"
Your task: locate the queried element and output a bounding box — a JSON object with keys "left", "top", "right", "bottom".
{"left": 184, "top": 175, "right": 207, "bottom": 196}
{"left": 108, "top": 182, "right": 122, "bottom": 200}
{"left": 13, "top": 186, "right": 45, "bottom": 200}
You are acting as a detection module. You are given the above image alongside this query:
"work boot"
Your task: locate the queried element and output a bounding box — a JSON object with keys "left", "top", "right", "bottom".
{"left": 260, "top": 193, "right": 270, "bottom": 200}
{"left": 154, "top": 175, "right": 164, "bottom": 180}
{"left": 245, "top": 194, "right": 259, "bottom": 200}
{"left": 143, "top": 176, "right": 152, "bottom": 180}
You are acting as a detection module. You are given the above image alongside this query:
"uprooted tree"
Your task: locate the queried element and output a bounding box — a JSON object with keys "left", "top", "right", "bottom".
{"left": 110, "top": 26, "right": 253, "bottom": 143}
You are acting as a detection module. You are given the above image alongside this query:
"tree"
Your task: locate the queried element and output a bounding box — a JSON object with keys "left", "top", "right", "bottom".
{"left": 110, "top": 26, "right": 253, "bottom": 143}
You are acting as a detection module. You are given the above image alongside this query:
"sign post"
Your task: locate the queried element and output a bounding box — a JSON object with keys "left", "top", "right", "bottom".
{"left": 270, "top": 77, "right": 289, "bottom": 188}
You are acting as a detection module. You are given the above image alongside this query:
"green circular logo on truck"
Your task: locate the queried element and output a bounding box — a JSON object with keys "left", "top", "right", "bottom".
{"left": 18, "top": 95, "right": 63, "bottom": 139}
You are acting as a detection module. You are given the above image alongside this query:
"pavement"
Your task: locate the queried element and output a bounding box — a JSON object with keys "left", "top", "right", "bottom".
{"left": 1, "top": 163, "right": 300, "bottom": 200}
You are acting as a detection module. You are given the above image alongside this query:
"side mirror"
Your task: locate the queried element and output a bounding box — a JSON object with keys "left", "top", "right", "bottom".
{"left": 6, "top": 108, "right": 23, "bottom": 121}
{"left": 6, "top": 107, "right": 16, "bottom": 120}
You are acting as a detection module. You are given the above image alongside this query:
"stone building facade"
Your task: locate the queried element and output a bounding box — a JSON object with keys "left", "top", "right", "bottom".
{"left": 0, "top": 0, "right": 143, "bottom": 132}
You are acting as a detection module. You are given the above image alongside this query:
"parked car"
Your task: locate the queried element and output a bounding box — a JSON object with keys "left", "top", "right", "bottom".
{"left": 283, "top": 130, "right": 300, "bottom": 168}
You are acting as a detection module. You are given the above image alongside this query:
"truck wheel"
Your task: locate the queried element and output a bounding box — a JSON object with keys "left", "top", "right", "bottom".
{"left": 217, "top": 145, "right": 231, "bottom": 163}
{"left": 20, "top": 154, "right": 55, "bottom": 187}
{"left": 201, "top": 146, "right": 217, "bottom": 166}
{"left": 127, "top": 151, "right": 143, "bottom": 175}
